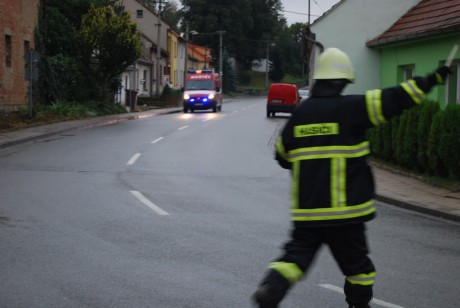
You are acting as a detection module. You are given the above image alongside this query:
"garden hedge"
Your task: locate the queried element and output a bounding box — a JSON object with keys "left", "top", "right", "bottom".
{"left": 368, "top": 101, "right": 460, "bottom": 181}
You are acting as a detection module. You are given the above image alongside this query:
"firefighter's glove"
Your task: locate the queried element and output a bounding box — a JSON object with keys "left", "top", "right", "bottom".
{"left": 429, "top": 66, "right": 452, "bottom": 85}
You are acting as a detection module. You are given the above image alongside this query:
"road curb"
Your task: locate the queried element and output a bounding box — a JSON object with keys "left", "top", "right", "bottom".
{"left": 376, "top": 194, "right": 460, "bottom": 223}
{"left": 0, "top": 108, "right": 181, "bottom": 150}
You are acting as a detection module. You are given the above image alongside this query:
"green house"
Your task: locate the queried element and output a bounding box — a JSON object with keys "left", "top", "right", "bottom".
{"left": 367, "top": 0, "right": 460, "bottom": 108}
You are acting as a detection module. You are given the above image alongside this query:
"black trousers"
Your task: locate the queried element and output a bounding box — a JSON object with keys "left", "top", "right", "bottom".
{"left": 261, "top": 223, "right": 375, "bottom": 306}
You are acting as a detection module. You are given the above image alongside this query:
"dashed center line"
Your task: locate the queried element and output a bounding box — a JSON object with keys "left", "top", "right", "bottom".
{"left": 127, "top": 153, "right": 142, "bottom": 165}
{"left": 130, "top": 191, "right": 169, "bottom": 215}
{"left": 151, "top": 136, "right": 164, "bottom": 144}
{"left": 178, "top": 125, "right": 189, "bottom": 130}
{"left": 319, "top": 284, "right": 404, "bottom": 308}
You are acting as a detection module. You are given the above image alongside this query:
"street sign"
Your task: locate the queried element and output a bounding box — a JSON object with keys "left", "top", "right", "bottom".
{"left": 24, "top": 49, "right": 40, "bottom": 81}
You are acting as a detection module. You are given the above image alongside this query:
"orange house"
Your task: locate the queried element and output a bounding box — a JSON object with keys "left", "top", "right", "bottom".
{"left": 188, "top": 43, "right": 213, "bottom": 71}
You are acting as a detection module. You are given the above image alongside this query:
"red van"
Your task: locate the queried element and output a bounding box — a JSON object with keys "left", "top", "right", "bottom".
{"left": 266, "top": 83, "right": 300, "bottom": 117}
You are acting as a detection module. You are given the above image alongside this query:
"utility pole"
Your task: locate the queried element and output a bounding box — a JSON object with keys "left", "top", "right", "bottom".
{"left": 218, "top": 30, "right": 226, "bottom": 79}
{"left": 155, "top": 0, "right": 164, "bottom": 97}
{"left": 265, "top": 43, "right": 270, "bottom": 89}
{"left": 265, "top": 42, "right": 275, "bottom": 89}
{"left": 183, "top": 21, "right": 189, "bottom": 88}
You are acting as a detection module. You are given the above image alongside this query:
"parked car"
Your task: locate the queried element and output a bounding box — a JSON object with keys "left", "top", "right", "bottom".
{"left": 298, "top": 89, "right": 310, "bottom": 100}
{"left": 266, "top": 83, "right": 300, "bottom": 117}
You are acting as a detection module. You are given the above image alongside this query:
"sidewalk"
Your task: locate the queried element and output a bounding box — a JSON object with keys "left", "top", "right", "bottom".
{"left": 1, "top": 107, "right": 459, "bottom": 223}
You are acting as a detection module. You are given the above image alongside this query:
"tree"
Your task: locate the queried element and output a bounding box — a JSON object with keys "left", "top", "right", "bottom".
{"left": 269, "top": 50, "right": 284, "bottom": 82}
{"left": 39, "top": 0, "right": 114, "bottom": 57}
{"left": 37, "top": 0, "right": 116, "bottom": 103}
{"left": 37, "top": 0, "right": 141, "bottom": 103}
{"left": 143, "top": 0, "right": 181, "bottom": 31}
{"left": 78, "top": 5, "right": 141, "bottom": 101}
{"left": 79, "top": 5, "right": 141, "bottom": 82}
{"left": 180, "top": 0, "right": 285, "bottom": 70}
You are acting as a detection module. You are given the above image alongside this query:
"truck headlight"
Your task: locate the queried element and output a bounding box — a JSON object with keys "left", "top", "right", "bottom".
{"left": 183, "top": 93, "right": 190, "bottom": 100}
{"left": 208, "top": 93, "right": 215, "bottom": 99}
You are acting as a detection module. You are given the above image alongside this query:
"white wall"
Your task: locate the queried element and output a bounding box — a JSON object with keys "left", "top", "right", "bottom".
{"left": 177, "top": 40, "right": 186, "bottom": 88}
{"left": 123, "top": 0, "right": 168, "bottom": 50}
{"left": 310, "top": 0, "right": 419, "bottom": 94}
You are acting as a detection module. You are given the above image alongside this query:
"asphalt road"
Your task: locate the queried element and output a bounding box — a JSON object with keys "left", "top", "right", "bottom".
{"left": 0, "top": 97, "right": 459, "bottom": 307}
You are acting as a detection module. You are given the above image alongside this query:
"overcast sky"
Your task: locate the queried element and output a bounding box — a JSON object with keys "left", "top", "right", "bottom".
{"left": 281, "top": 0, "right": 341, "bottom": 25}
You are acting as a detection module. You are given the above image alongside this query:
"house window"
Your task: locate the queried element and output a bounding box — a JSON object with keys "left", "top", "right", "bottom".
{"left": 445, "top": 62, "right": 459, "bottom": 106}
{"left": 24, "top": 40, "right": 30, "bottom": 56}
{"left": 136, "top": 10, "right": 143, "bottom": 18}
{"left": 397, "top": 64, "right": 414, "bottom": 82}
{"left": 5, "top": 35, "right": 12, "bottom": 67}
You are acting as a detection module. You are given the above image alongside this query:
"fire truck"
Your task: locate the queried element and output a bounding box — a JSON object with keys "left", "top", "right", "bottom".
{"left": 182, "top": 70, "right": 223, "bottom": 113}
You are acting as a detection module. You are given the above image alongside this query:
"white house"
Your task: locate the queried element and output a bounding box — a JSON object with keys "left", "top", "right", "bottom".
{"left": 310, "top": 0, "right": 420, "bottom": 94}
{"left": 120, "top": 0, "right": 171, "bottom": 108}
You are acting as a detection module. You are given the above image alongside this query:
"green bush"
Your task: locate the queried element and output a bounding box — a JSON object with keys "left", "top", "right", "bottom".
{"left": 439, "top": 104, "right": 460, "bottom": 180}
{"left": 427, "top": 112, "right": 448, "bottom": 177}
{"left": 417, "top": 101, "right": 440, "bottom": 173}
{"left": 368, "top": 98, "right": 460, "bottom": 181}
{"left": 401, "top": 107, "right": 421, "bottom": 170}
{"left": 390, "top": 117, "right": 400, "bottom": 164}
{"left": 46, "top": 54, "right": 79, "bottom": 101}
{"left": 368, "top": 126, "right": 380, "bottom": 155}
{"left": 394, "top": 109, "right": 408, "bottom": 166}
{"left": 238, "top": 70, "right": 252, "bottom": 85}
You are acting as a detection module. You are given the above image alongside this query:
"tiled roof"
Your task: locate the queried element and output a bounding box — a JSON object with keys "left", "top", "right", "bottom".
{"left": 188, "top": 44, "right": 212, "bottom": 63}
{"left": 367, "top": 0, "right": 460, "bottom": 47}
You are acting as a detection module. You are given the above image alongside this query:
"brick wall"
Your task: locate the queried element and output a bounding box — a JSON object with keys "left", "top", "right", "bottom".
{"left": 0, "top": 0, "right": 39, "bottom": 112}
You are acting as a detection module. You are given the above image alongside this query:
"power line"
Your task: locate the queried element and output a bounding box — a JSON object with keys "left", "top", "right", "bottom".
{"left": 283, "top": 10, "right": 320, "bottom": 17}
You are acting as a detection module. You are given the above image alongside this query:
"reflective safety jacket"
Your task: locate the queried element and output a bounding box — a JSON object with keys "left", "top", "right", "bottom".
{"left": 275, "top": 78, "right": 430, "bottom": 227}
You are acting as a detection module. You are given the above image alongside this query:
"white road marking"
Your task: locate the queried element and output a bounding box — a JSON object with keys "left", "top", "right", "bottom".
{"left": 130, "top": 191, "right": 169, "bottom": 216}
{"left": 127, "top": 153, "right": 142, "bottom": 165}
{"left": 151, "top": 137, "right": 164, "bottom": 144}
{"left": 178, "top": 125, "right": 189, "bottom": 130}
{"left": 319, "top": 284, "right": 405, "bottom": 308}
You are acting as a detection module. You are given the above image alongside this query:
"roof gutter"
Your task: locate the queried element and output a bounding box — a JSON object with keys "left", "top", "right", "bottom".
{"left": 367, "top": 27, "right": 460, "bottom": 48}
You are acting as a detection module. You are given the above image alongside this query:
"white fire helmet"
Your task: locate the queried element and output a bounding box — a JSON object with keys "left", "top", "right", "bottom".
{"left": 313, "top": 48, "right": 355, "bottom": 83}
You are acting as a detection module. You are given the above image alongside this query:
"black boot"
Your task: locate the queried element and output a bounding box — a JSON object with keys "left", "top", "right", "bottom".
{"left": 252, "top": 284, "right": 279, "bottom": 308}
{"left": 252, "top": 270, "right": 291, "bottom": 308}
{"left": 348, "top": 304, "right": 371, "bottom": 308}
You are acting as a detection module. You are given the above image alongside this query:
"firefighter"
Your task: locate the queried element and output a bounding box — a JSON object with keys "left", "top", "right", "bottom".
{"left": 252, "top": 47, "right": 451, "bottom": 308}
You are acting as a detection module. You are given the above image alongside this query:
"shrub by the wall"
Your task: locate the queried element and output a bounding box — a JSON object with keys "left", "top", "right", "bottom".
{"left": 427, "top": 112, "right": 448, "bottom": 177}
{"left": 417, "top": 101, "right": 440, "bottom": 174}
{"left": 394, "top": 109, "right": 409, "bottom": 166}
{"left": 401, "top": 107, "right": 421, "bottom": 170}
{"left": 439, "top": 104, "right": 460, "bottom": 180}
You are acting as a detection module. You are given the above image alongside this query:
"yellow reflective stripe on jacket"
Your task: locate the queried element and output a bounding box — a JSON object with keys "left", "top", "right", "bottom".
{"left": 331, "top": 158, "right": 346, "bottom": 208}
{"left": 269, "top": 261, "right": 303, "bottom": 284}
{"left": 291, "top": 200, "right": 375, "bottom": 221}
{"left": 287, "top": 141, "right": 370, "bottom": 162}
{"left": 275, "top": 136, "right": 288, "bottom": 160}
{"left": 346, "top": 272, "right": 376, "bottom": 286}
{"left": 366, "top": 89, "right": 386, "bottom": 126}
{"left": 401, "top": 79, "right": 426, "bottom": 105}
{"left": 292, "top": 161, "right": 300, "bottom": 209}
